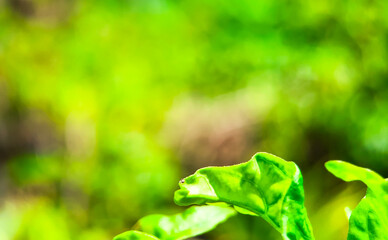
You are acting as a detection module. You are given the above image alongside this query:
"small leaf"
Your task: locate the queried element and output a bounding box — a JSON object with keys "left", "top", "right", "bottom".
{"left": 174, "top": 152, "right": 314, "bottom": 240}
{"left": 325, "top": 160, "right": 383, "bottom": 189}
{"left": 137, "top": 205, "right": 236, "bottom": 240}
{"left": 325, "top": 160, "right": 388, "bottom": 240}
{"left": 113, "top": 230, "right": 160, "bottom": 240}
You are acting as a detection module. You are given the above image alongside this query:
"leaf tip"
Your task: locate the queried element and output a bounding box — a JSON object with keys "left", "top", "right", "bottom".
{"left": 324, "top": 160, "right": 344, "bottom": 172}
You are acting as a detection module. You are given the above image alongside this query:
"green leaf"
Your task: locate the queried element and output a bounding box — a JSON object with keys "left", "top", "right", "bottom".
{"left": 113, "top": 230, "right": 160, "bottom": 240}
{"left": 174, "top": 152, "right": 314, "bottom": 240}
{"left": 325, "top": 160, "right": 383, "bottom": 189}
{"left": 136, "top": 205, "right": 236, "bottom": 240}
{"left": 325, "top": 160, "right": 388, "bottom": 240}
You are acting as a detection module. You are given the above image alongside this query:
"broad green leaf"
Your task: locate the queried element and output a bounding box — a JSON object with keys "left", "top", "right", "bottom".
{"left": 113, "top": 230, "right": 159, "bottom": 240}
{"left": 325, "top": 160, "right": 388, "bottom": 240}
{"left": 136, "top": 205, "right": 236, "bottom": 240}
{"left": 174, "top": 152, "right": 314, "bottom": 240}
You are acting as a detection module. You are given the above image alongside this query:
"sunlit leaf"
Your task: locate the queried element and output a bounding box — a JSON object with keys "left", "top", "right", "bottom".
{"left": 136, "top": 205, "right": 236, "bottom": 240}
{"left": 325, "top": 160, "right": 383, "bottom": 189}
{"left": 174, "top": 152, "right": 314, "bottom": 240}
{"left": 325, "top": 160, "right": 388, "bottom": 240}
{"left": 113, "top": 230, "right": 159, "bottom": 240}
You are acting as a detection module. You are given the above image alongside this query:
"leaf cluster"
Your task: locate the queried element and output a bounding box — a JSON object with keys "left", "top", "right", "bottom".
{"left": 114, "top": 153, "right": 388, "bottom": 240}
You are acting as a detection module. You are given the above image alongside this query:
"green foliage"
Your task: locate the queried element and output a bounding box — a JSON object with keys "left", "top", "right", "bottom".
{"left": 325, "top": 161, "right": 388, "bottom": 240}
{"left": 115, "top": 153, "right": 388, "bottom": 240}
{"left": 174, "top": 152, "right": 314, "bottom": 240}
{"left": 2, "top": 0, "right": 388, "bottom": 239}
{"left": 115, "top": 205, "right": 236, "bottom": 240}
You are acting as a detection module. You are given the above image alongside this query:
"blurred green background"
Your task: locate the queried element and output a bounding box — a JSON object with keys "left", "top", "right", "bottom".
{"left": 1, "top": 0, "right": 388, "bottom": 239}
